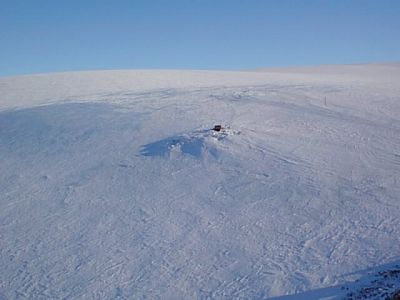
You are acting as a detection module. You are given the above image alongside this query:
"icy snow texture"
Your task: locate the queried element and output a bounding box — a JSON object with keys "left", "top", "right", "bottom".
{"left": 0, "top": 65, "right": 400, "bottom": 299}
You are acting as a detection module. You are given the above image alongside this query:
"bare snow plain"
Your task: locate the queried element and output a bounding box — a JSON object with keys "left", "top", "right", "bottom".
{"left": 1, "top": 64, "right": 400, "bottom": 299}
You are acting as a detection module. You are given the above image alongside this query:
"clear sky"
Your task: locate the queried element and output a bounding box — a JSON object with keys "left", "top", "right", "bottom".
{"left": 1, "top": 0, "right": 400, "bottom": 77}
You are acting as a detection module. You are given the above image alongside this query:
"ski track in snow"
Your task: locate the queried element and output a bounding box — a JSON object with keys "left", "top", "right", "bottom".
{"left": 0, "top": 65, "right": 400, "bottom": 299}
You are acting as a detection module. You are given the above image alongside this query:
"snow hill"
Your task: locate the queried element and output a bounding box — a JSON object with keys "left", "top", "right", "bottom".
{"left": 1, "top": 64, "right": 400, "bottom": 299}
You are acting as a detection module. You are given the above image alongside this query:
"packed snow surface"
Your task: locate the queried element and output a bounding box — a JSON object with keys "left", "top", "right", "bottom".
{"left": 1, "top": 65, "right": 400, "bottom": 299}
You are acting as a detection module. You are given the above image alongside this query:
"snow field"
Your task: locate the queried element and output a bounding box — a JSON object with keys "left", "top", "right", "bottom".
{"left": 1, "top": 65, "right": 400, "bottom": 299}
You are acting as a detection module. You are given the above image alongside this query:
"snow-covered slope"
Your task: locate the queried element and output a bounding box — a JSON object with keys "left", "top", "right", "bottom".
{"left": 1, "top": 65, "right": 400, "bottom": 299}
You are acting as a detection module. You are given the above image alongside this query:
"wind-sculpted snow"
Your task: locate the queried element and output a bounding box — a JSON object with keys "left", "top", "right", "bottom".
{"left": 141, "top": 135, "right": 205, "bottom": 157}
{"left": 0, "top": 65, "right": 400, "bottom": 299}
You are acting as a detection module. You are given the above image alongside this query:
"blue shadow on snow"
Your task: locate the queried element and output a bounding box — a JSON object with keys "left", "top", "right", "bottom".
{"left": 140, "top": 134, "right": 218, "bottom": 158}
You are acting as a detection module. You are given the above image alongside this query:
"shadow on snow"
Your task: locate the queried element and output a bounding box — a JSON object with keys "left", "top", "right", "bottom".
{"left": 140, "top": 135, "right": 202, "bottom": 158}
{"left": 140, "top": 133, "right": 218, "bottom": 159}
{"left": 269, "top": 259, "right": 400, "bottom": 300}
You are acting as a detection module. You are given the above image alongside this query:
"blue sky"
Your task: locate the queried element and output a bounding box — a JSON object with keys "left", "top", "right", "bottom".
{"left": 1, "top": 0, "right": 399, "bottom": 77}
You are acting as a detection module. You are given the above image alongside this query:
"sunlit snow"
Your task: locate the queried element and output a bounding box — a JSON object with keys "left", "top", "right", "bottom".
{"left": 1, "top": 65, "right": 399, "bottom": 299}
